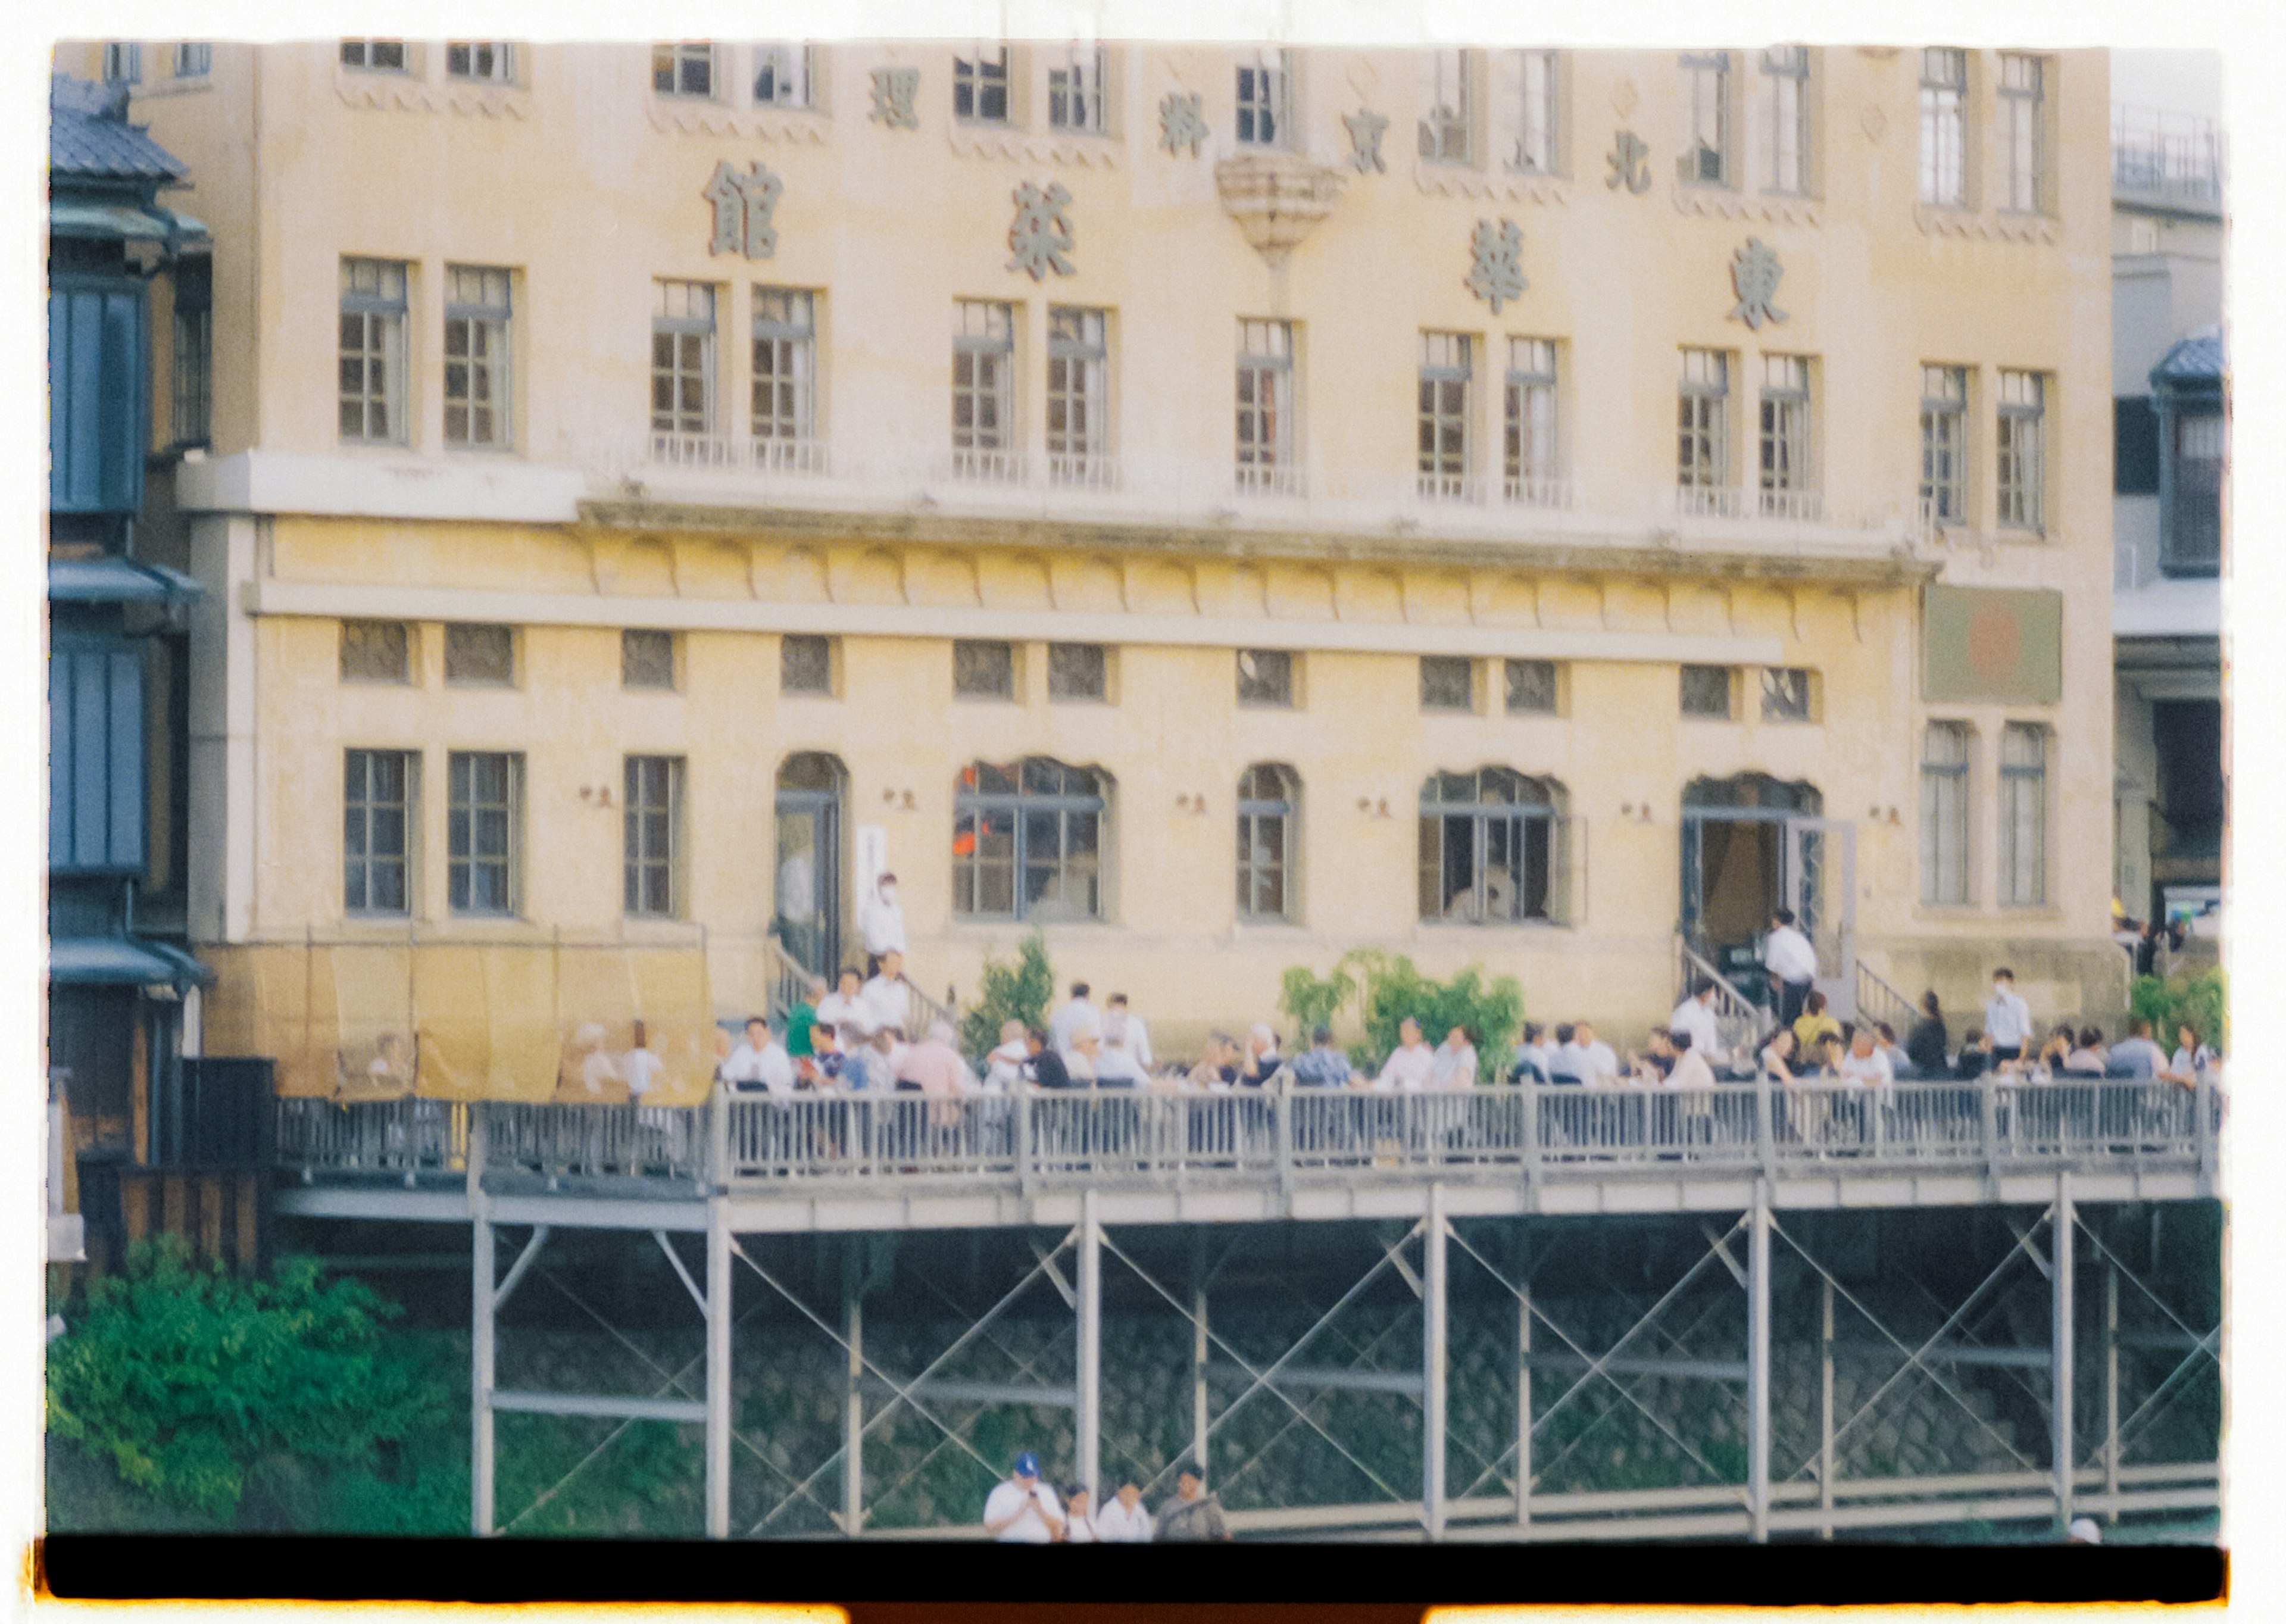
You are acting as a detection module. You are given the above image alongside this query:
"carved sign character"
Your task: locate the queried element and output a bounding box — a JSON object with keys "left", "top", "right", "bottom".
{"left": 704, "top": 160, "right": 784, "bottom": 260}
{"left": 1007, "top": 180, "right": 1077, "bottom": 280}
{"left": 1343, "top": 109, "right": 1389, "bottom": 174}
{"left": 1160, "top": 92, "right": 1208, "bottom": 158}
{"left": 869, "top": 66, "right": 919, "bottom": 129}
{"left": 1729, "top": 237, "right": 1790, "bottom": 329}
{"left": 1464, "top": 218, "right": 1526, "bottom": 314}
{"left": 1606, "top": 129, "right": 1653, "bottom": 193}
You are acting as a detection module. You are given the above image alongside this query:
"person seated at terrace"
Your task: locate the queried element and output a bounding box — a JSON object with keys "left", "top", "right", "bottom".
{"left": 1107, "top": 994, "right": 1154, "bottom": 1070}
{"left": 1791, "top": 991, "right": 1842, "bottom": 1056}
{"left": 1757, "top": 1026, "right": 1800, "bottom": 1083}
{"left": 1628, "top": 1028, "right": 1677, "bottom": 1085}
{"left": 2035, "top": 1025, "right": 2078, "bottom": 1075}
{"left": 1375, "top": 1017, "right": 1437, "bottom": 1092}
{"left": 1670, "top": 980, "right": 1728, "bottom": 1069}
{"left": 1546, "top": 1023, "right": 1589, "bottom": 1085}
{"left": 983, "top": 1020, "right": 1030, "bottom": 1092}
{"left": 1510, "top": 1022, "right": 1552, "bottom": 1084}
{"left": 1065, "top": 1028, "right": 1103, "bottom": 1087}
{"left": 1835, "top": 1026, "right": 1895, "bottom": 1089}
{"left": 1571, "top": 1021, "right": 1620, "bottom": 1086}
{"left": 1095, "top": 1005, "right": 1150, "bottom": 1086}
{"left": 814, "top": 968, "right": 869, "bottom": 1041}
{"left": 1430, "top": 1025, "right": 1479, "bottom": 1091}
{"left": 1797, "top": 1033, "right": 1844, "bottom": 1079}
{"left": 840, "top": 1026, "right": 898, "bottom": 1092}
{"left": 1953, "top": 1027, "right": 1993, "bottom": 1080}
{"left": 2106, "top": 1018, "right": 2169, "bottom": 1080}
{"left": 1239, "top": 1023, "right": 1283, "bottom": 1087}
{"left": 897, "top": 1020, "right": 975, "bottom": 1100}
{"left": 796, "top": 1024, "right": 845, "bottom": 1089}
{"left": 2064, "top": 1027, "right": 2112, "bottom": 1076}
{"left": 1292, "top": 1025, "right": 1353, "bottom": 1088}
{"left": 1874, "top": 1022, "right": 1913, "bottom": 1080}
{"left": 723, "top": 1015, "right": 795, "bottom": 1096}
{"left": 574, "top": 1023, "right": 620, "bottom": 1096}
{"left": 1050, "top": 982, "right": 1101, "bottom": 1057}
{"left": 1665, "top": 1029, "right": 1716, "bottom": 1091}
{"left": 1906, "top": 992, "right": 1950, "bottom": 1079}
{"left": 1026, "top": 1027, "right": 1075, "bottom": 1089}
{"left": 1186, "top": 1032, "right": 1241, "bottom": 1090}
{"left": 2169, "top": 1022, "right": 2219, "bottom": 1086}
{"left": 860, "top": 950, "right": 913, "bottom": 1038}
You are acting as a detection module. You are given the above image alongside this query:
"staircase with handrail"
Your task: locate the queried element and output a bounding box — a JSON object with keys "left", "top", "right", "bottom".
{"left": 1673, "top": 936, "right": 1767, "bottom": 1060}
{"left": 1853, "top": 959, "right": 1919, "bottom": 1039}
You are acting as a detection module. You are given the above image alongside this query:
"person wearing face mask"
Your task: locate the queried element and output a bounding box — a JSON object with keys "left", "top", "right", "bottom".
{"left": 860, "top": 872, "right": 907, "bottom": 979}
{"left": 1984, "top": 967, "right": 2032, "bottom": 1065}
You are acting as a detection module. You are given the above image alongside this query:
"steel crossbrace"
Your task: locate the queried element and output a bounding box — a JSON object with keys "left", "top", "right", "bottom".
{"left": 2068, "top": 1220, "right": 2222, "bottom": 1465}
{"left": 654, "top": 1229, "right": 708, "bottom": 1315}
{"left": 1098, "top": 1226, "right": 1416, "bottom": 1507}
{"left": 1211, "top": 1291, "right": 1428, "bottom": 1506}
{"left": 1899, "top": 1270, "right": 2053, "bottom": 1417}
{"left": 492, "top": 1223, "right": 550, "bottom": 1311}
{"left": 1768, "top": 1215, "right": 2041, "bottom": 1481}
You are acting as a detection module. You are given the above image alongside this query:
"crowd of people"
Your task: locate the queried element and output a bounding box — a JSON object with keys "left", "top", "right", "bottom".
{"left": 981, "top": 1452, "right": 1229, "bottom": 1544}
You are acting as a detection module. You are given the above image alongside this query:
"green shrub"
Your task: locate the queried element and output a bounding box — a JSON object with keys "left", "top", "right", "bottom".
{"left": 1280, "top": 951, "right": 1525, "bottom": 1083}
{"left": 960, "top": 930, "right": 1054, "bottom": 1065}
{"left": 2129, "top": 967, "right": 2227, "bottom": 1052}
{"left": 1278, "top": 960, "right": 1357, "bottom": 1039}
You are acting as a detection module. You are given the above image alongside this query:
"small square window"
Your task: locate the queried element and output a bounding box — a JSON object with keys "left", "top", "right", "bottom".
{"left": 1420, "top": 656, "right": 1475, "bottom": 713}
{"left": 1048, "top": 642, "right": 1107, "bottom": 702}
{"left": 445, "top": 623, "right": 516, "bottom": 687}
{"left": 1681, "top": 664, "right": 1735, "bottom": 719}
{"left": 340, "top": 620, "right": 411, "bottom": 684}
{"left": 954, "top": 639, "right": 1016, "bottom": 700}
{"left": 1760, "top": 667, "right": 1813, "bottom": 722}
{"left": 1236, "top": 648, "right": 1294, "bottom": 708}
{"left": 622, "top": 629, "right": 676, "bottom": 691}
{"left": 782, "top": 634, "right": 834, "bottom": 696}
{"left": 1504, "top": 658, "right": 1559, "bottom": 714}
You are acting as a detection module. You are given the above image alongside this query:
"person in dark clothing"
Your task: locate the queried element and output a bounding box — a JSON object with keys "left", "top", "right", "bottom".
{"left": 1906, "top": 991, "right": 1950, "bottom": 1078}
{"left": 1953, "top": 1027, "right": 1993, "bottom": 1080}
{"left": 1025, "top": 1028, "right": 1075, "bottom": 1089}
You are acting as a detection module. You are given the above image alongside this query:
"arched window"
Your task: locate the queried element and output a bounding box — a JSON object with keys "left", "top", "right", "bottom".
{"left": 1419, "top": 768, "right": 1565, "bottom": 924}
{"left": 1236, "top": 764, "right": 1299, "bottom": 922}
{"left": 954, "top": 758, "right": 1107, "bottom": 922}
{"left": 774, "top": 752, "right": 847, "bottom": 977}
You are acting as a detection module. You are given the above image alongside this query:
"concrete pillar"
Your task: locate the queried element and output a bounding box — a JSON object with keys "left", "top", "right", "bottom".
{"left": 1515, "top": 1225, "right": 1532, "bottom": 1531}
{"left": 1191, "top": 1280, "right": 1210, "bottom": 1477}
{"left": 2053, "top": 1174, "right": 2075, "bottom": 1531}
{"left": 843, "top": 1279, "right": 864, "bottom": 1538}
{"left": 1819, "top": 1272, "right": 1835, "bottom": 1541}
{"left": 1748, "top": 1182, "right": 1771, "bottom": 1544}
{"left": 705, "top": 1198, "right": 731, "bottom": 1539}
{"left": 1424, "top": 1186, "right": 1448, "bottom": 1541}
{"left": 471, "top": 1208, "right": 495, "bottom": 1537}
{"left": 1076, "top": 1192, "right": 1102, "bottom": 1506}
{"left": 2103, "top": 1254, "right": 2121, "bottom": 1523}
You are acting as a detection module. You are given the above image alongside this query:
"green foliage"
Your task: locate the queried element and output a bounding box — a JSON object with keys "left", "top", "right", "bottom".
{"left": 2129, "top": 966, "right": 2227, "bottom": 1051}
{"left": 45, "top": 1237, "right": 438, "bottom": 1519}
{"left": 1280, "top": 951, "right": 1525, "bottom": 1083}
{"left": 1278, "top": 960, "right": 1357, "bottom": 1039}
{"left": 960, "top": 930, "right": 1054, "bottom": 1064}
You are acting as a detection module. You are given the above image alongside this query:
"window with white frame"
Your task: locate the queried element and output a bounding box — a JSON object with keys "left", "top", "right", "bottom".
{"left": 752, "top": 288, "right": 816, "bottom": 451}
{"left": 1998, "top": 723, "right": 2047, "bottom": 906}
{"left": 624, "top": 755, "right": 684, "bottom": 918}
{"left": 97, "top": 42, "right": 139, "bottom": 84}
{"left": 171, "top": 255, "right": 211, "bottom": 446}
{"left": 1236, "top": 49, "right": 1291, "bottom": 148}
{"left": 174, "top": 43, "right": 211, "bottom": 78}
{"left": 754, "top": 43, "right": 813, "bottom": 108}
{"left": 1048, "top": 43, "right": 1106, "bottom": 132}
{"left": 1236, "top": 763, "right": 1298, "bottom": 922}
{"left": 344, "top": 749, "right": 414, "bottom": 916}
{"left": 652, "top": 42, "right": 714, "bottom": 98}
{"left": 339, "top": 258, "right": 408, "bottom": 445}
{"left": 1677, "top": 348, "right": 1729, "bottom": 490}
{"left": 1920, "top": 721, "right": 1970, "bottom": 905}
{"left": 1420, "top": 49, "right": 1473, "bottom": 163}
{"left": 1047, "top": 306, "right": 1110, "bottom": 482}
{"left": 1757, "top": 354, "right": 1812, "bottom": 513}
{"left": 651, "top": 281, "right": 717, "bottom": 438}
{"left": 1504, "top": 338, "right": 1559, "bottom": 500}
{"left": 446, "top": 42, "right": 514, "bottom": 83}
{"left": 1996, "top": 369, "right": 2045, "bottom": 530}
{"left": 1235, "top": 320, "right": 1297, "bottom": 489}
{"left": 1419, "top": 769, "right": 1563, "bottom": 925}
{"left": 954, "top": 44, "right": 1011, "bottom": 123}
{"left": 1918, "top": 48, "right": 1968, "bottom": 206}
{"left": 341, "top": 40, "right": 406, "bottom": 73}
{"left": 1760, "top": 46, "right": 1810, "bottom": 194}
{"left": 1919, "top": 364, "right": 1969, "bottom": 524}
{"left": 444, "top": 266, "right": 511, "bottom": 449}
{"left": 1417, "top": 332, "right": 1475, "bottom": 497}
{"left": 448, "top": 751, "right": 520, "bottom": 916}
{"left": 954, "top": 758, "right": 1107, "bottom": 922}
{"left": 1998, "top": 54, "right": 2045, "bottom": 212}
{"left": 952, "top": 300, "right": 1016, "bottom": 464}
{"left": 1514, "top": 50, "right": 1560, "bottom": 173}
{"left": 1679, "top": 52, "right": 1731, "bottom": 185}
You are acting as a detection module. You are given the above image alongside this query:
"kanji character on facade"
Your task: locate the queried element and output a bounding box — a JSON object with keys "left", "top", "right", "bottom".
{"left": 1464, "top": 218, "right": 1526, "bottom": 314}
{"left": 1606, "top": 129, "right": 1653, "bottom": 194}
{"left": 1007, "top": 180, "right": 1077, "bottom": 280}
{"left": 1729, "top": 237, "right": 1790, "bottom": 329}
{"left": 1159, "top": 92, "right": 1208, "bottom": 158}
{"left": 870, "top": 66, "right": 919, "bottom": 129}
{"left": 703, "top": 160, "right": 783, "bottom": 260}
{"left": 1344, "top": 110, "right": 1389, "bottom": 174}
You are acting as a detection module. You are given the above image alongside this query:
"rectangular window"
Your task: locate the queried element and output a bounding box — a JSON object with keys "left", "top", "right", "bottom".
{"left": 340, "top": 620, "right": 411, "bottom": 684}
{"left": 446, "top": 42, "right": 514, "bottom": 83}
{"left": 952, "top": 300, "right": 1016, "bottom": 473}
{"left": 1920, "top": 721, "right": 1970, "bottom": 905}
{"left": 444, "top": 623, "right": 514, "bottom": 687}
{"left": 102, "top": 43, "right": 142, "bottom": 85}
{"left": 1420, "top": 656, "right": 1476, "bottom": 713}
{"left": 2165, "top": 411, "right": 2224, "bottom": 575}
{"left": 1760, "top": 666, "right": 1813, "bottom": 722}
{"left": 1998, "top": 723, "right": 2047, "bottom": 907}
{"left": 1760, "top": 45, "right": 1809, "bottom": 194}
{"left": 1236, "top": 648, "right": 1294, "bottom": 708}
{"left": 1757, "top": 354, "right": 1813, "bottom": 515}
{"left": 1920, "top": 364, "right": 1969, "bottom": 523}
{"left": 341, "top": 41, "right": 407, "bottom": 73}
{"left": 344, "top": 749, "right": 413, "bottom": 916}
{"left": 622, "top": 629, "right": 676, "bottom": 691}
{"left": 954, "top": 760, "right": 1104, "bottom": 923}
{"left": 954, "top": 44, "right": 1010, "bottom": 123}
{"left": 1677, "top": 348, "right": 1729, "bottom": 491}
{"left": 444, "top": 265, "right": 511, "bottom": 449}
{"left": 954, "top": 639, "right": 1017, "bottom": 700}
{"left": 1505, "top": 659, "right": 1559, "bottom": 715}
{"left": 751, "top": 287, "right": 816, "bottom": 456}
{"left": 781, "top": 634, "right": 835, "bottom": 696}
{"left": 624, "top": 755, "right": 683, "bottom": 918}
{"left": 1047, "top": 306, "right": 1111, "bottom": 485}
{"left": 1420, "top": 48, "right": 1473, "bottom": 163}
{"left": 1504, "top": 337, "right": 1559, "bottom": 502}
{"left": 1417, "top": 331, "right": 1475, "bottom": 498}
{"left": 1048, "top": 43, "right": 1106, "bottom": 132}
{"left": 339, "top": 258, "right": 408, "bottom": 445}
{"left": 1236, "top": 49, "right": 1290, "bottom": 148}
{"left": 174, "top": 43, "right": 211, "bottom": 78}
{"left": 448, "top": 752, "right": 520, "bottom": 916}
{"left": 651, "top": 280, "right": 716, "bottom": 439}
{"left": 170, "top": 255, "right": 211, "bottom": 446}
{"left": 1514, "top": 50, "right": 1559, "bottom": 173}
{"left": 1681, "top": 664, "right": 1735, "bottom": 719}
{"left": 1919, "top": 48, "right": 1968, "bottom": 207}
{"left": 652, "top": 42, "right": 714, "bottom": 98}
{"left": 1998, "top": 54, "right": 2044, "bottom": 212}
{"left": 2114, "top": 396, "right": 2161, "bottom": 496}
{"left": 1680, "top": 52, "right": 1731, "bottom": 185}
{"left": 1048, "top": 643, "right": 1107, "bottom": 702}
{"left": 1996, "top": 370, "right": 2045, "bottom": 531}
{"left": 1235, "top": 319, "right": 1298, "bottom": 492}
{"left": 1236, "top": 763, "right": 1295, "bottom": 922}
{"left": 754, "top": 44, "right": 812, "bottom": 108}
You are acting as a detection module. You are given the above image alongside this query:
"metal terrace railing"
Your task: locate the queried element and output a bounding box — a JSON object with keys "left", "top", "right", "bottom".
{"left": 277, "top": 1076, "right": 2221, "bottom": 1192}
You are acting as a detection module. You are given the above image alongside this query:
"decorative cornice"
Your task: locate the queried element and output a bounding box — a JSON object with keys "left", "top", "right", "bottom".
{"left": 1214, "top": 151, "right": 1348, "bottom": 267}
{"left": 1915, "top": 207, "right": 2060, "bottom": 245}
{"left": 1413, "top": 164, "right": 1569, "bottom": 207}
{"left": 335, "top": 70, "right": 532, "bottom": 121}
{"left": 1671, "top": 186, "right": 1822, "bottom": 227}
{"left": 644, "top": 99, "right": 830, "bottom": 145}
{"left": 948, "top": 128, "right": 1122, "bottom": 168}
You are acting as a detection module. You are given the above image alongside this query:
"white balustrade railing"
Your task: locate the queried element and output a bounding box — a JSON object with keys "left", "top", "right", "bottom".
{"left": 1503, "top": 473, "right": 1575, "bottom": 510}
{"left": 943, "top": 446, "right": 1029, "bottom": 485}
{"left": 1674, "top": 483, "right": 1752, "bottom": 520}
{"left": 1757, "top": 486, "right": 1825, "bottom": 522}
{"left": 1233, "top": 462, "right": 1307, "bottom": 499}
{"left": 1046, "top": 451, "right": 1120, "bottom": 491}
{"left": 751, "top": 435, "right": 830, "bottom": 476}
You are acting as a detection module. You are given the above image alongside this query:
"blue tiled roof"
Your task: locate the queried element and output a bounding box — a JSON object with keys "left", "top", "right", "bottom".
{"left": 2151, "top": 325, "right": 2225, "bottom": 387}
{"left": 50, "top": 72, "right": 187, "bottom": 184}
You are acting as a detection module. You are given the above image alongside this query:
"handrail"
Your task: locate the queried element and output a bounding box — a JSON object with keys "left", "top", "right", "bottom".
{"left": 899, "top": 975, "right": 957, "bottom": 1038}
{"left": 760, "top": 932, "right": 828, "bottom": 1025}
{"left": 1675, "top": 937, "right": 1765, "bottom": 1060}
{"left": 1853, "top": 961, "right": 1918, "bottom": 1038}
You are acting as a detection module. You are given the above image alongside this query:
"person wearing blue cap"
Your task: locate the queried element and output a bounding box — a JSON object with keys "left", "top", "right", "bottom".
{"left": 982, "top": 1450, "right": 1065, "bottom": 1542}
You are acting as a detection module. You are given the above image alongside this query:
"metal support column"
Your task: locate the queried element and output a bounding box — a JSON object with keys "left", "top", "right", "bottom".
{"left": 2052, "top": 1173, "right": 2075, "bottom": 1531}
{"left": 469, "top": 1108, "right": 495, "bottom": 1538}
{"left": 1748, "top": 1180, "right": 1771, "bottom": 1544}
{"left": 2103, "top": 1255, "right": 2121, "bottom": 1523}
{"left": 705, "top": 1197, "right": 731, "bottom": 1539}
{"left": 1191, "top": 1279, "right": 1210, "bottom": 1476}
{"left": 1424, "top": 1184, "right": 1448, "bottom": 1541}
{"left": 1076, "top": 1189, "right": 1102, "bottom": 1506}
{"left": 842, "top": 1279, "right": 864, "bottom": 1538}
{"left": 1515, "top": 1225, "right": 1532, "bottom": 1531}
{"left": 1818, "top": 1272, "right": 1835, "bottom": 1541}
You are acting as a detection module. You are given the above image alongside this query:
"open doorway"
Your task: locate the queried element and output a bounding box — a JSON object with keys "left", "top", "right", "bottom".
{"left": 774, "top": 753, "right": 846, "bottom": 979}
{"left": 1680, "top": 774, "right": 1825, "bottom": 993}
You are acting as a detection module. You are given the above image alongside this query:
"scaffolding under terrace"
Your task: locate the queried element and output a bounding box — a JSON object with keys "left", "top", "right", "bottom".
{"left": 273, "top": 1079, "right": 2225, "bottom": 1541}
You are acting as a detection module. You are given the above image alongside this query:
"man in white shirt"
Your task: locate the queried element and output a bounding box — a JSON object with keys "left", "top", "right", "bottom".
{"left": 1092, "top": 1481, "right": 1154, "bottom": 1542}
{"left": 620, "top": 1020, "right": 667, "bottom": 1098}
{"left": 1984, "top": 968, "right": 2033, "bottom": 1063}
{"left": 1430, "top": 1026, "right": 1479, "bottom": 1091}
{"left": 982, "top": 1452, "right": 1065, "bottom": 1543}
{"left": 1050, "top": 982, "right": 1100, "bottom": 1058}
{"left": 574, "top": 1024, "right": 620, "bottom": 1097}
{"left": 1573, "top": 1021, "right": 1621, "bottom": 1086}
{"left": 1669, "top": 982, "right": 1728, "bottom": 1069}
{"left": 1106, "top": 994, "right": 1153, "bottom": 1070}
{"left": 1376, "top": 1018, "right": 1437, "bottom": 1092}
{"left": 722, "top": 1016, "right": 794, "bottom": 1096}
{"left": 1547, "top": 1024, "right": 1589, "bottom": 1086}
{"left": 1666, "top": 1030, "right": 1717, "bottom": 1091}
{"left": 858, "top": 872, "right": 907, "bottom": 977}
{"left": 814, "top": 968, "right": 870, "bottom": 1041}
{"left": 983, "top": 1020, "right": 1030, "bottom": 1093}
{"left": 1763, "top": 910, "right": 1820, "bottom": 1028}
{"left": 860, "top": 949, "right": 913, "bottom": 1038}
{"left": 1095, "top": 1007, "right": 1148, "bottom": 1086}
{"left": 1511, "top": 1023, "right": 1553, "bottom": 1085}
{"left": 1835, "top": 1028, "right": 1895, "bottom": 1089}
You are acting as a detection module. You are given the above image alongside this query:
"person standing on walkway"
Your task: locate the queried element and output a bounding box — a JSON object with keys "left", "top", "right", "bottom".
{"left": 1984, "top": 967, "right": 2032, "bottom": 1064}
{"left": 982, "top": 1452, "right": 1066, "bottom": 1543}
{"left": 1763, "top": 910, "right": 1819, "bottom": 1028}
{"left": 858, "top": 872, "right": 906, "bottom": 979}
{"left": 1093, "top": 1481, "right": 1154, "bottom": 1542}
{"left": 1154, "top": 1465, "right": 1231, "bottom": 1542}
{"left": 1050, "top": 982, "right": 1101, "bottom": 1058}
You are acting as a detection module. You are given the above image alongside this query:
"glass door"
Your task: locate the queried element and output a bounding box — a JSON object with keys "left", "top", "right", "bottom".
{"left": 773, "top": 762, "right": 843, "bottom": 980}
{"left": 1782, "top": 817, "right": 1856, "bottom": 1016}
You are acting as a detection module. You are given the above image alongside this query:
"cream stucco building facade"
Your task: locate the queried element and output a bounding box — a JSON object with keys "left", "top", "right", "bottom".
{"left": 82, "top": 39, "right": 2124, "bottom": 1097}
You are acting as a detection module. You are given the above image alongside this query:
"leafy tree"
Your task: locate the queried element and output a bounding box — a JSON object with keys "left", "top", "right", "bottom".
{"left": 1278, "top": 960, "right": 1357, "bottom": 1040}
{"left": 1280, "top": 951, "right": 1525, "bottom": 1083}
{"left": 959, "top": 930, "right": 1054, "bottom": 1065}
{"left": 2129, "top": 966, "right": 2228, "bottom": 1053}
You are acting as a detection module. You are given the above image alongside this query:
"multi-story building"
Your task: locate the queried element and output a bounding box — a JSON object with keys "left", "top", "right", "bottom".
{"left": 79, "top": 40, "right": 2123, "bottom": 1096}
